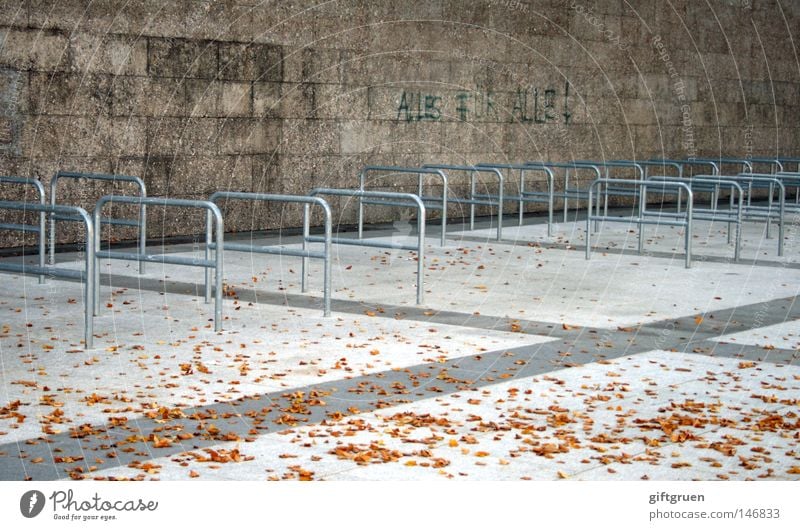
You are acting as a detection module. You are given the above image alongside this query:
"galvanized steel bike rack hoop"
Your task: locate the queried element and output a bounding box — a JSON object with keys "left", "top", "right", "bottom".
{"left": 209, "top": 191, "right": 332, "bottom": 317}
{"left": 648, "top": 159, "right": 720, "bottom": 211}
{"left": 648, "top": 158, "right": 720, "bottom": 176}
{"left": 358, "top": 166, "right": 447, "bottom": 246}
{"left": 0, "top": 200, "right": 95, "bottom": 348}
{"left": 695, "top": 158, "right": 753, "bottom": 174}
{"left": 474, "top": 162, "right": 555, "bottom": 236}
{"left": 93, "top": 195, "right": 224, "bottom": 331}
{"left": 647, "top": 176, "right": 744, "bottom": 261}
{"left": 745, "top": 158, "right": 783, "bottom": 173}
{"left": 50, "top": 171, "right": 147, "bottom": 273}
{"left": 573, "top": 160, "right": 645, "bottom": 216}
{"left": 622, "top": 160, "right": 683, "bottom": 179}
{"left": 586, "top": 178, "right": 694, "bottom": 268}
{"left": 525, "top": 161, "right": 602, "bottom": 222}
{"left": 421, "top": 164, "right": 505, "bottom": 240}
{"left": 0, "top": 176, "right": 47, "bottom": 283}
{"left": 309, "top": 187, "right": 427, "bottom": 305}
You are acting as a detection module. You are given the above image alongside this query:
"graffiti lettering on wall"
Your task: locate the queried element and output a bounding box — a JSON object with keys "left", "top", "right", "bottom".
{"left": 396, "top": 81, "right": 572, "bottom": 124}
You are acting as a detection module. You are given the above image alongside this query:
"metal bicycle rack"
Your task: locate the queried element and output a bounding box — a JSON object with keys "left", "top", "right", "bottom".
{"left": 421, "top": 164, "right": 504, "bottom": 240}
{"left": 699, "top": 173, "right": 786, "bottom": 254}
{"left": 748, "top": 158, "right": 784, "bottom": 172}
{"left": 648, "top": 158, "right": 720, "bottom": 176}
{"left": 0, "top": 177, "right": 47, "bottom": 283}
{"left": 209, "top": 191, "right": 333, "bottom": 317}
{"left": 586, "top": 178, "right": 694, "bottom": 268}
{"left": 627, "top": 160, "right": 684, "bottom": 179}
{"left": 775, "top": 172, "right": 800, "bottom": 203}
{"left": 358, "top": 166, "right": 447, "bottom": 247}
{"left": 574, "top": 160, "right": 645, "bottom": 215}
{"left": 50, "top": 171, "right": 147, "bottom": 273}
{"left": 647, "top": 176, "right": 744, "bottom": 261}
{"left": 695, "top": 158, "right": 753, "bottom": 174}
{"left": 526, "top": 161, "right": 602, "bottom": 222}
{"left": 93, "top": 195, "right": 224, "bottom": 331}
{"left": 474, "top": 162, "right": 555, "bottom": 236}
{"left": 309, "top": 188, "right": 427, "bottom": 305}
{"left": 649, "top": 159, "right": 720, "bottom": 210}
{"left": 0, "top": 200, "right": 95, "bottom": 348}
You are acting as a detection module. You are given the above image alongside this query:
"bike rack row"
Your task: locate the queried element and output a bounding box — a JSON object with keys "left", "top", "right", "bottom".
{"left": 586, "top": 179, "right": 695, "bottom": 268}
{"left": 0, "top": 199, "right": 96, "bottom": 347}
{"left": 2, "top": 157, "right": 798, "bottom": 348}
{"left": 1, "top": 173, "right": 437, "bottom": 347}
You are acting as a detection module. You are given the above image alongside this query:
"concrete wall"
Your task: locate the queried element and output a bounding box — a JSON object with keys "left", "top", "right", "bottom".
{"left": 1, "top": 0, "right": 799, "bottom": 245}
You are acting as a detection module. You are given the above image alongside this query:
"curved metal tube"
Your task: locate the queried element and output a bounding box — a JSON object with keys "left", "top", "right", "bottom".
{"left": 311, "top": 187, "right": 427, "bottom": 305}
{"left": 50, "top": 171, "right": 147, "bottom": 274}
{"left": 0, "top": 176, "right": 47, "bottom": 283}
{"left": 358, "top": 166, "right": 447, "bottom": 247}
{"left": 422, "top": 164, "right": 504, "bottom": 240}
{"left": 94, "top": 195, "right": 224, "bottom": 331}
{"left": 0, "top": 201, "right": 95, "bottom": 348}
{"left": 209, "top": 191, "right": 333, "bottom": 317}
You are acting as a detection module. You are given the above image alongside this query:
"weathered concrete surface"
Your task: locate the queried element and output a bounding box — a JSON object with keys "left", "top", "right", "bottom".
{"left": 1, "top": 215, "right": 799, "bottom": 480}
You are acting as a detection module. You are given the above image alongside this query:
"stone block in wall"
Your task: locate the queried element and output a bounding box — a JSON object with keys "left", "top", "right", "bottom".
{"left": 616, "top": 98, "right": 655, "bottom": 125}
{"left": 219, "top": 42, "right": 283, "bottom": 82}
{"left": 338, "top": 50, "right": 374, "bottom": 87}
{"left": 251, "top": 153, "right": 281, "bottom": 193}
{"left": 313, "top": 14, "right": 371, "bottom": 52}
{"left": 741, "top": 81, "right": 772, "bottom": 106}
{"left": 0, "top": 67, "right": 25, "bottom": 155}
{"left": 250, "top": 3, "right": 316, "bottom": 47}
{"left": 387, "top": 120, "right": 443, "bottom": 155}
{"left": 312, "top": 84, "right": 368, "bottom": 119}
{"left": 0, "top": 28, "right": 71, "bottom": 72}
{"left": 218, "top": 118, "right": 281, "bottom": 155}
{"left": 168, "top": 155, "right": 251, "bottom": 195}
{"left": 148, "top": 37, "right": 218, "bottom": 79}
{"left": 219, "top": 81, "right": 252, "bottom": 117}
{"left": 115, "top": 76, "right": 186, "bottom": 117}
{"left": 28, "top": 72, "right": 112, "bottom": 117}
{"left": 281, "top": 119, "right": 340, "bottom": 155}
{"left": 280, "top": 47, "right": 304, "bottom": 83}
{"left": 276, "top": 154, "right": 332, "bottom": 195}
{"left": 301, "top": 48, "right": 342, "bottom": 84}
{"left": 653, "top": 100, "right": 683, "bottom": 126}
{"left": 186, "top": 79, "right": 220, "bottom": 117}
{"left": 280, "top": 82, "right": 316, "bottom": 119}
{"left": 113, "top": 155, "right": 171, "bottom": 196}
{"left": 21, "top": 117, "right": 145, "bottom": 160}
{"left": 106, "top": 116, "right": 148, "bottom": 157}
{"left": 70, "top": 33, "right": 147, "bottom": 76}
{"left": 747, "top": 104, "right": 776, "bottom": 127}
{"left": 27, "top": 0, "right": 146, "bottom": 35}
{"left": 20, "top": 116, "right": 102, "bottom": 157}
{"left": 172, "top": 0, "right": 256, "bottom": 42}
{"left": 252, "top": 81, "right": 282, "bottom": 118}
{"left": 339, "top": 120, "right": 391, "bottom": 155}
{"left": 147, "top": 117, "right": 218, "bottom": 156}
{"left": 0, "top": 0, "right": 27, "bottom": 26}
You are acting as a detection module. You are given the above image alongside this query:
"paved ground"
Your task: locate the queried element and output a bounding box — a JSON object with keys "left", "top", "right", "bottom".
{"left": 1, "top": 209, "right": 799, "bottom": 481}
